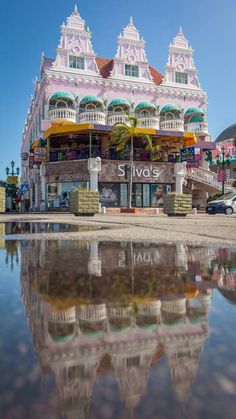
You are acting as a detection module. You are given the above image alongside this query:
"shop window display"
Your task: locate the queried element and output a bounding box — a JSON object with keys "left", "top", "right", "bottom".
{"left": 151, "top": 184, "right": 172, "bottom": 207}
{"left": 99, "top": 183, "right": 120, "bottom": 207}
{"left": 47, "top": 182, "right": 88, "bottom": 209}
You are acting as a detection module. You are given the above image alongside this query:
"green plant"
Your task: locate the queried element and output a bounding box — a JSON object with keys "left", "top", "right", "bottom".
{"left": 110, "top": 115, "right": 158, "bottom": 208}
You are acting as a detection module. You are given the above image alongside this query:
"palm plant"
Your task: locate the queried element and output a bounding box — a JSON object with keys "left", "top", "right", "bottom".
{"left": 110, "top": 115, "right": 158, "bottom": 209}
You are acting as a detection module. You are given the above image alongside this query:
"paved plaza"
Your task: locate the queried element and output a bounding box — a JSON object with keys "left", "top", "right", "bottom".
{"left": 0, "top": 213, "right": 235, "bottom": 246}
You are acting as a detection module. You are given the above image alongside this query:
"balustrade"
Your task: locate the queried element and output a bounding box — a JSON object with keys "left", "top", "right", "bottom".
{"left": 108, "top": 305, "right": 133, "bottom": 318}
{"left": 186, "top": 167, "right": 234, "bottom": 192}
{"left": 79, "top": 304, "right": 107, "bottom": 322}
{"left": 184, "top": 122, "right": 208, "bottom": 134}
{"left": 161, "top": 298, "right": 186, "bottom": 315}
{"left": 78, "top": 111, "right": 106, "bottom": 125}
{"left": 47, "top": 307, "right": 76, "bottom": 323}
{"left": 137, "top": 117, "right": 159, "bottom": 129}
{"left": 137, "top": 301, "right": 161, "bottom": 316}
{"left": 48, "top": 108, "right": 76, "bottom": 122}
{"left": 107, "top": 114, "right": 130, "bottom": 126}
{"left": 160, "top": 119, "right": 184, "bottom": 132}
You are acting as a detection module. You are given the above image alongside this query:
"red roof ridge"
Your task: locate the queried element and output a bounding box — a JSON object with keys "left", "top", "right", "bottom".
{"left": 96, "top": 56, "right": 163, "bottom": 85}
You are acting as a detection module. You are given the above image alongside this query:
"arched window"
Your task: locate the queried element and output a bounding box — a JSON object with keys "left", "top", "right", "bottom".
{"left": 56, "top": 100, "right": 68, "bottom": 109}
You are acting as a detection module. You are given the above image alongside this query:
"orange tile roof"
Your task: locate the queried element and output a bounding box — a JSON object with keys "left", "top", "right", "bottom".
{"left": 96, "top": 57, "right": 114, "bottom": 78}
{"left": 95, "top": 57, "right": 163, "bottom": 85}
{"left": 149, "top": 65, "right": 163, "bottom": 85}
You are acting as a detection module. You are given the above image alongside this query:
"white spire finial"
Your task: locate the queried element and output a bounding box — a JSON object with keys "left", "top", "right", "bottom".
{"left": 179, "top": 26, "right": 183, "bottom": 34}
{"left": 73, "top": 4, "right": 78, "bottom": 15}
{"left": 130, "top": 16, "right": 133, "bottom": 25}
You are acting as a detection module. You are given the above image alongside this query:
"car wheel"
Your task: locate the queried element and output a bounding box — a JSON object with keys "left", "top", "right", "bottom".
{"left": 225, "top": 207, "right": 233, "bottom": 215}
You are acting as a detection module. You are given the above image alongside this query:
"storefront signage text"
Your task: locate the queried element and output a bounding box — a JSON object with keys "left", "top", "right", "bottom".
{"left": 118, "top": 164, "right": 160, "bottom": 179}
{"left": 180, "top": 147, "right": 195, "bottom": 163}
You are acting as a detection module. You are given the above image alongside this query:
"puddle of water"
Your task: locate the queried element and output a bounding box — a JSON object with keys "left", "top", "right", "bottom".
{"left": 0, "top": 222, "right": 105, "bottom": 235}
{"left": 0, "top": 240, "right": 236, "bottom": 419}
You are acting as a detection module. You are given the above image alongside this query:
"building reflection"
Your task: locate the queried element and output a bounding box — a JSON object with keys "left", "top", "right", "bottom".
{"left": 20, "top": 240, "right": 216, "bottom": 418}
{"left": 0, "top": 223, "right": 5, "bottom": 249}
{"left": 4, "top": 240, "right": 19, "bottom": 270}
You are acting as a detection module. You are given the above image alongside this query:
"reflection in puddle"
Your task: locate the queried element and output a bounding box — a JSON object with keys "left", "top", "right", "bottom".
{"left": 0, "top": 222, "right": 105, "bottom": 236}
{"left": 1, "top": 240, "right": 236, "bottom": 418}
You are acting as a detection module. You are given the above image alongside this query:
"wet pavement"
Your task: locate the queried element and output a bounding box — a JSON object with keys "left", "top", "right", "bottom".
{"left": 0, "top": 213, "right": 235, "bottom": 246}
{"left": 0, "top": 222, "right": 107, "bottom": 237}
{"left": 0, "top": 238, "right": 236, "bottom": 418}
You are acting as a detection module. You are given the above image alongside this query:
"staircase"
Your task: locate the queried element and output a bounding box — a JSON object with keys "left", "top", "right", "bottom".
{"left": 186, "top": 167, "right": 235, "bottom": 193}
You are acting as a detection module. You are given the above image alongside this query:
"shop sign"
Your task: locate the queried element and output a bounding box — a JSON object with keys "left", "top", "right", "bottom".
{"left": 180, "top": 147, "right": 195, "bottom": 163}
{"left": 29, "top": 147, "right": 47, "bottom": 168}
{"left": 33, "top": 146, "right": 47, "bottom": 162}
{"left": 118, "top": 164, "right": 160, "bottom": 179}
{"left": 7, "top": 176, "right": 18, "bottom": 185}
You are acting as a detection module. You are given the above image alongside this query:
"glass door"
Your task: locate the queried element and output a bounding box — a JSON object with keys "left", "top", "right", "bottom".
{"left": 135, "top": 184, "right": 142, "bottom": 207}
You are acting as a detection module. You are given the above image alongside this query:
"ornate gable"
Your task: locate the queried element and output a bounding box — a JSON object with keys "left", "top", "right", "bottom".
{"left": 53, "top": 5, "right": 99, "bottom": 75}
{"left": 111, "top": 18, "right": 153, "bottom": 82}
{"left": 163, "top": 27, "right": 200, "bottom": 88}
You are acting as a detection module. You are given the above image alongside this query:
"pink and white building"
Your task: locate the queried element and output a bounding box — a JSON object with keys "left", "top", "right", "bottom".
{"left": 21, "top": 5, "right": 218, "bottom": 211}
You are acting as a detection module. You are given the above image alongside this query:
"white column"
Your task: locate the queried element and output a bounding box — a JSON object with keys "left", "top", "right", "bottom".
{"left": 174, "top": 162, "right": 187, "bottom": 193}
{"left": 88, "top": 157, "right": 102, "bottom": 191}
{"left": 33, "top": 165, "right": 39, "bottom": 211}
{"left": 175, "top": 243, "right": 188, "bottom": 270}
{"left": 39, "top": 163, "right": 46, "bottom": 211}
{"left": 88, "top": 241, "right": 101, "bottom": 277}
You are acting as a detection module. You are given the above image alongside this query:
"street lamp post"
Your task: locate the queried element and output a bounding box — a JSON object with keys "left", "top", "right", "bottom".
{"left": 216, "top": 147, "right": 231, "bottom": 195}
{"left": 5, "top": 161, "right": 20, "bottom": 211}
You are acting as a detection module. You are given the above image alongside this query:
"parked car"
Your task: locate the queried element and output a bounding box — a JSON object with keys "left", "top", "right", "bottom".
{"left": 206, "top": 193, "right": 236, "bottom": 215}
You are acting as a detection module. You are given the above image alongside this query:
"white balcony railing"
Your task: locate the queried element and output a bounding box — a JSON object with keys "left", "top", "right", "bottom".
{"left": 78, "top": 111, "right": 106, "bottom": 125}
{"left": 47, "top": 307, "right": 76, "bottom": 324}
{"left": 137, "top": 301, "right": 161, "bottom": 316}
{"left": 161, "top": 298, "right": 186, "bottom": 315}
{"left": 160, "top": 119, "right": 184, "bottom": 132}
{"left": 185, "top": 122, "right": 208, "bottom": 134}
{"left": 108, "top": 305, "right": 132, "bottom": 318}
{"left": 78, "top": 304, "right": 107, "bottom": 322}
{"left": 186, "top": 167, "right": 235, "bottom": 192}
{"left": 137, "top": 117, "right": 159, "bottom": 129}
{"left": 48, "top": 108, "right": 76, "bottom": 123}
{"left": 107, "top": 114, "right": 130, "bottom": 126}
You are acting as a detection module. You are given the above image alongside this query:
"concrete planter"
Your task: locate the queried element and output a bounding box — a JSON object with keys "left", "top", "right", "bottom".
{"left": 70, "top": 190, "right": 99, "bottom": 216}
{"left": 163, "top": 193, "right": 192, "bottom": 217}
{"left": 0, "top": 187, "right": 5, "bottom": 213}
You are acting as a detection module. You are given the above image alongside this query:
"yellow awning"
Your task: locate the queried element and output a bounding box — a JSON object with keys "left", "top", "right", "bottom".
{"left": 44, "top": 124, "right": 197, "bottom": 148}
{"left": 183, "top": 131, "right": 197, "bottom": 147}
{"left": 44, "top": 123, "right": 93, "bottom": 139}
{"left": 31, "top": 139, "right": 39, "bottom": 147}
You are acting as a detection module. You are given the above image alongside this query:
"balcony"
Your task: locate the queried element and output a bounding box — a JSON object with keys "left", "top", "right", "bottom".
{"left": 160, "top": 119, "right": 184, "bottom": 132}
{"left": 107, "top": 113, "right": 130, "bottom": 126}
{"left": 108, "top": 305, "right": 133, "bottom": 318}
{"left": 78, "top": 111, "right": 106, "bottom": 125}
{"left": 48, "top": 108, "right": 76, "bottom": 123}
{"left": 137, "top": 117, "right": 159, "bottom": 129}
{"left": 184, "top": 122, "right": 208, "bottom": 134}
{"left": 78, "top": 304, "right": 107, "bottom": 322}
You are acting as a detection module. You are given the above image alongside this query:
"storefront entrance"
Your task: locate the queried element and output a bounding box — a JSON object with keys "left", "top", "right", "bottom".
{"left": 99, "top": 183, "right": 173, "bottom": 208}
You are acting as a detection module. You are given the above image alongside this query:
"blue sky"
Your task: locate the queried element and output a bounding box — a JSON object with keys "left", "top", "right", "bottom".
{"left": 1, "top": 0, "right": 236, "bottom": 180}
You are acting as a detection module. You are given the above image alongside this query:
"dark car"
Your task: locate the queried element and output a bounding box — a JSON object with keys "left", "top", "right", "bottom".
{"left": 206, "top": 193, "right": 236, "bottom": 215}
